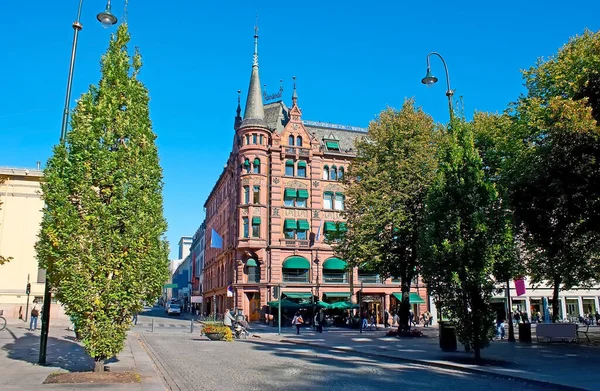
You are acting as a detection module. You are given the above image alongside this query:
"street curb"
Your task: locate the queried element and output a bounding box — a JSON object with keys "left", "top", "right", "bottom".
{"left": 276, "top": 338, "right": 588, "bottom": 391}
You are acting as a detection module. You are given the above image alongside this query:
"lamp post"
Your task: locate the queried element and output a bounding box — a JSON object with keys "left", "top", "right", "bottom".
{"left": 421, "top": 52, "right": 454, "bottom": 120}
{"left": 39, "top": 0, "right": 117, "bottom": 366}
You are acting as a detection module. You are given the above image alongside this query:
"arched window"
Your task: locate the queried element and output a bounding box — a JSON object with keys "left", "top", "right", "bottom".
{"left": 243, "top": 159, "right": 251, "bottom": 173}
{"left": 282, "top": 256, "right": 310, "bottom": 283}
{"left": 296, "top": 136, "right": 303, "bottom": 147}
{"left": 253, "top": 158, "right": 260, "bottom": 174}
{"left": 322, "top": 257, "right": 348, "bottom": 283}
{"left": 330, "top": 166, "right": 337, "bottom": 181}
{"left": 338, "top": 167, "right": 344, "bottom": 180}
{"left": 246, "top": 259, "right": 260, "bottom": 283}
{"left": 322, "top": 165, "right": 329, "bottom": 180}
{"left": 288, "top": 135, "right": 295, "bottom": 146}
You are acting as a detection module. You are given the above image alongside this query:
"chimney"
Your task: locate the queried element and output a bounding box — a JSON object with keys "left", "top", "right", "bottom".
{"left": 36, "top": 161, "right": 41, "bottom": 170}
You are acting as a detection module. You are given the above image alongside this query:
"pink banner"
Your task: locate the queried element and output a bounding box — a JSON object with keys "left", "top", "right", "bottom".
{"left": 515, "top": 278, "right": 526, "bottom": 296}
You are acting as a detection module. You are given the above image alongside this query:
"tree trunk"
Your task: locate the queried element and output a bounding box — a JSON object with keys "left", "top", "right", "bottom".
{"left": 399, "top": 279, "right": 411, "bottom": 332}
{"left": 473, "top": 304, "right": 482, "bottom": 362}
{"left": 94, "top": 358, "right": 105, "bottom": 373}
{"left": 552, "top": 277, "right": 561, "bottom": 323}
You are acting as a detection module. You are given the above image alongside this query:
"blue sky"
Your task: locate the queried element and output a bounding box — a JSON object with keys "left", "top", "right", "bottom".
{"left": 1, "top": 1, "right": 599, "bottom": 259}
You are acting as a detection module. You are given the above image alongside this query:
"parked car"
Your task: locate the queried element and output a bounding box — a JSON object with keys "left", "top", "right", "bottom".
{"left": 168, "top": 304, "right": 181, "bottom": 316}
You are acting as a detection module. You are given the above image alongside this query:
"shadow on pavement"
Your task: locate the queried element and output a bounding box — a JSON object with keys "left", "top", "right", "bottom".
{"left": 1, "top": 329, "right": 118, "bottom": 372}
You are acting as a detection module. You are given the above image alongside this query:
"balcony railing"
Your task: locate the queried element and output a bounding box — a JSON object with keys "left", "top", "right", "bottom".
{"left": 281, "top": 239, "right": 310, "bottom": 248}
{"left": 284, "top": 146, "right": 311, "bottom": 157}
{"left": 323, "top": 273, "right": 348, "bottom": 284}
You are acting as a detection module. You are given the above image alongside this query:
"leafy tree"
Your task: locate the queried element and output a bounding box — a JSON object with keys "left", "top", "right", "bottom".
{"left": 336, "top": 100, "right": 439, "bottom": 331}
{"left": 421, "top": 117, "right": 505, "bottom": 361}
{"left": 35, "top": 24, "right": 169, "bottom": 372}
{"left": 0, "top": 177, "right": 11, "bottom": 266}
{"left": 509, "top": 96, "right": 600, "bottom": 320}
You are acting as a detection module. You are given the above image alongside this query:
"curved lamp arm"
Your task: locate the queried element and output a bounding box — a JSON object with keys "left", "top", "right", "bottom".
{"left": 422, "top": 52, "right": 454, "bottom": 119}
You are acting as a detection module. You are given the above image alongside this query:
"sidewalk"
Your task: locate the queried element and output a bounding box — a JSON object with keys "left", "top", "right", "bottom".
{"left": 252, "top": 323, "right": 599, "bottom": 390}
{"left": 0, "top": 321, "right": 163, "bottom": 390}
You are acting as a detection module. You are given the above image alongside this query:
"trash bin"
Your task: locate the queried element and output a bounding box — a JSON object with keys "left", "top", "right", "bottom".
{"left": 439, "top": 321, "right": 457, "bottom": 352}
{"left": 518, "top": 322, "right": 532, "bottom": 342}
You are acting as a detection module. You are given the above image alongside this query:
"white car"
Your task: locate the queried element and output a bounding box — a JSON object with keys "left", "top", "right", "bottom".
{"left": 167, "top": 304, "right": 181, "bottom": 316}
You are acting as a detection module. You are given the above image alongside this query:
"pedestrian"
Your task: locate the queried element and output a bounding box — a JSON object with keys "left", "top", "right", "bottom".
{"left": 392, "top": 312, "right": 399, "bottom": 326}
{"left": 369, "top": 313, "right": 377, "bottom": 330}
{"left": 514, "top": 311, "right": 521, "bottom": 324}
{"left": 292, "top": 311, "right": 303, "bottom": 335}
{"left": 223, "top": 308, "right": 235, "bottom": 331}
{"left": 384, "top": 309, "right": 391, "bottom": 328}
{"left": 29, "top": 304, "right": 40, "bottom": 331}
{"left": 409, "top": 309, "right": 415, "bottom": 327}
{"left": 361, "top": 311, "right": 368, "bottom": 330}
{"left": 132, "top": 312, "right": 138, "bottom": 325}
{"left": 422, "top": 312, "right": 429, "bottom": 328}
{"left": 496, "top": 316, "right": 506, "bottom": 339}
{"left": 318, "top": 309, "right": 325, "bottom": 333}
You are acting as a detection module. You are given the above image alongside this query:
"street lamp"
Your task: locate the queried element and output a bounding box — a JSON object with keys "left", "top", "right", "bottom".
{"left": 39, "top": 0, "right": 118, "bottom": 366}
{"left": 421, "top": 52, "right": 454, "bottom": 120}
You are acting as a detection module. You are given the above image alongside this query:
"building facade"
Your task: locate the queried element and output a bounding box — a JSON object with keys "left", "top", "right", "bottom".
{"left": 189, "top": 222, "right": 206, "bottom": 308}
{"left": 201, "top": 30, "right": 430, "bottom": 324}
{"left": 0, "top": 167, "right": 68, "bottom": 320}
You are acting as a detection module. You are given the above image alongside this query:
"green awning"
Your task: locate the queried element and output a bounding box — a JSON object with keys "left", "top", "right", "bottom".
{"left": 282, "top": 256, "right": 310, "bottom": 269}
{"left": 164, "top": 283, "right": 178, "bottom": 288}
{"left": 330, "top": 301, "right": 359, "bottom": 310}
{"left": 252, "top": 217, "right": 261, "bottom": 224}
{"left": 339, "top": 222, "right": 348, "bottom": 232}
{"left": 322, "top": 258, "right": 347, "bottom": 271}
{"left": 326, "top": 141, "right": 340, "bottom": 150}
{"left": 335, "top": 192, "right": 344, "bottom": 197}
{"left": 324, "top": 191, "right": 334, "bottom": 196}
{"left": 283, "top": 292, "right": 313, "bottom": 299}
{"left": 297, "top": 219, "right": 310, "bottom": 231}
{"left": 284, "top": 219, "right": 297, "bottom": 230}
{"left": 246, "top": 259, "right": 257, "bottom": 267}
{"left": 323, "top": 292, "right": 351, "bottom": 298}
{"left": 253, "top": 158, "right": 260, "bottom": 165}
{"left": 297, "top": 189, "right": 309, "bottom": 199}
{"left": 268, "top": 299, "right": 301, "bottom": 309}
{"left": 297, "top": 161, "right": 307, "bottom": 167}
{"left": 285, "top": 160, "right": 294, "bottom": 166}
{"left": 393, "top": 292, "right": 426, "bottom": 304}
{"left": 284, "top": 188, "right": 297, "bottom": 198}
{"left": 243, "top": 160, "right": 250, "bottom": 166}
{"left": 324, "top": 221, "right": 337, "bottom": 232}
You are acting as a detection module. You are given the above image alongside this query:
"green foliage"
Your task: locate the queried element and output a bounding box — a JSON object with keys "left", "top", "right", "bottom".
{"left": 202, "top": 322, "right": 233, "bottom": 341}
{"left": 421, "top": 117, "right": 504, "bottom": 360}
{"left": 336, "top": 99, "right": 440, "bottom": 329}
{"left": 510, "top": 30, "right": 600, "bottom": 320}
{"left": 522, "top": 29, "right": 600, "bottom": 123}
{"left": 35, "top": 24, "right": 169, "bottom": 367}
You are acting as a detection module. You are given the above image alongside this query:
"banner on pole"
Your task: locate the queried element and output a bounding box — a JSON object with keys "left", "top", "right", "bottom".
{"left": 514, "top": 278, "right": 526, "bottom": 296}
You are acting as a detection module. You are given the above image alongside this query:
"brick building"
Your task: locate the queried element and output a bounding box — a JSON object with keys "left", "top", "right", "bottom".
{"left": 202, "top": 29, "right": 430, "bottom": 324}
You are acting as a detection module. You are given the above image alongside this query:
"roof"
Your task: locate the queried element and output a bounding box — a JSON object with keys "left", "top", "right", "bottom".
{"left": 0, "top": 166, "right": 43, "bottom": 178}
{"left": 262, "top": 102, "right": 367, "bottom": 153}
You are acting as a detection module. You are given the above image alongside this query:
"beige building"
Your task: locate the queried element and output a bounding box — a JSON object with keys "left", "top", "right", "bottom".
{"left": 0, "top": 166, "right": 66, "bottom": 320}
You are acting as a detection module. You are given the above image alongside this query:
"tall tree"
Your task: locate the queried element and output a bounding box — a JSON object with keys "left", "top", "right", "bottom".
{"left": 421, "top": 117, "right": 504, "bottom": 361}
{"left": 336, "top": 100, "right": 439, "bottom": 331}
{"left": 509, "top": 30, "right": 600, "bottom": 320}
{"left": 509, "top": 97, "right": 600, "bottom": 320}
{"left": 36, "top": 24, "right": 169, "bottom": 372}
{"left": 0, "top": 177, "right": 11, "bottom": 266}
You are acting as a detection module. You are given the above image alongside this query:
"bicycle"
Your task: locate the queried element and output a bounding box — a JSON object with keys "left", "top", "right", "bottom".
{"left": 0, "top": 310, "right": 6, "bottom": 331}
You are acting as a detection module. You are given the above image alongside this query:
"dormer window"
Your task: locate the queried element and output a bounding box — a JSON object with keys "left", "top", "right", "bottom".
{"left": 325, "top": 140, "right": 340, "bottom": 151}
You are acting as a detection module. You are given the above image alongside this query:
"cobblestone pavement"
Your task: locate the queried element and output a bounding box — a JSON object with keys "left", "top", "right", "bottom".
{"left": 140, "top": 334, "right": 561, "bottom": 391}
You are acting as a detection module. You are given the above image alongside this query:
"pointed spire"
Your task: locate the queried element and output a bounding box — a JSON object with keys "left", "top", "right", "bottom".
{"left": 241, "top": 25, "right": 266, "bottom": 128}
{"left": 234, "top": 89, "right": 242, "bottom": 129}
{"left": 292, "top": 76, "right": 298, "bottom": 105}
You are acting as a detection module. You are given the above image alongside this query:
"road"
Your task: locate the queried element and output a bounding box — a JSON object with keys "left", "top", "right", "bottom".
{"left": 140, "top": 333, "right": 560, "bottom": 391}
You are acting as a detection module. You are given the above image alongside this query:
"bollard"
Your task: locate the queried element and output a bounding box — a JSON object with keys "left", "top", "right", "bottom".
{"left": 151, "top": 318, "right": 154, "bottom": 333}
{"left": 190, "top": 319, "right": 194, "bottom": 333}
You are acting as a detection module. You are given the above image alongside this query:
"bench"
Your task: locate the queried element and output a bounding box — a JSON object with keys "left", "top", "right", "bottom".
{"left": 536, "top": 323, "right": 577, "bottom": 342}
{"left": 577, "top": 324, "right": 590, "bottom": 342}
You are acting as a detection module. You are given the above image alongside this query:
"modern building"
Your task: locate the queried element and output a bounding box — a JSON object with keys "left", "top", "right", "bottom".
{"left": 202, "top": 29, "right": 430, "bottom": 324}
{"left": 189, "top": 222, "right": 206, "bottom": 308}
{"left": 0, "top": 166, "right": 68, "bottom": 320}
{"left": 165, "top": 236, "right": 193, "bottom": 301}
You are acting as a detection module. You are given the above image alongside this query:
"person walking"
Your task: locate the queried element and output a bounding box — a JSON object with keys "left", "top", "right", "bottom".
{"left": 317, "top": 309, "right": 325, "bottom": 333}
{"left": 29, "top": 304, "right": 40, "bottom": 331}
{"left": 292, "top": 311, "right": 303, "bottom": 335}
{"left": 392, "top": 312, "right": 400, "bottom": 327}
{"left": 361, "top": 311, "right": 368, "bottom": 330}
{"left": 223, "top": 308, "right": 236, "bottom": 331}
{"left": 496, "top": 316, "right": 506, "bottom": 339}
{"left": 384, "top": 309, "right": 391, "bottom": 328}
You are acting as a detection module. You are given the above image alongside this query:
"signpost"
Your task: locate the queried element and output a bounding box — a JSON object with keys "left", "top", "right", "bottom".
{"left": 278, "top": 284, "right": 282, "bottom": 335}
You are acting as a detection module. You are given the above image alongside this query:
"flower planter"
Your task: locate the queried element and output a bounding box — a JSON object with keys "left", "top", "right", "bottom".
{"left": 204, "top": 332, "right": 224, "bottom": 341}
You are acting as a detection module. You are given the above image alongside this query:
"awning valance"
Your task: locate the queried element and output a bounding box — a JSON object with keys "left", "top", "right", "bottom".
{"left": 246, "top": 259, "right": 258, "bottom": 267}
{"left": 297, "top": 189, "right": 309, "bottom": 199}
{"left": 324, "top": 221, "right": 337, "bottom": 232}
{"left": 297, "top": 161, "right": 307, "bottom": 168}
{"left": 392, "top": 292, "right": 426, "bottom": 304}
{"left": 284, "top": 188, "right": 297, "bottom": 198}
{"left": 322, "top": 258, "right": 347, "bottom": 271}
{"left": 297, "top": 219, "right": 310, "bottom": 231}
{"left": 282, "top": 256, "right": 310, "bottom": 269}
{"left": 323, "top": 292, "right": 351, "bottom": 298}
{"left": 252, "top": 217, "right": 261, "bottom": 225}
{"left": 284, "top": 219, "right": 297, "bottom": 230}
{"left": 282, "top": 292, "right": 313, "bottom": 299}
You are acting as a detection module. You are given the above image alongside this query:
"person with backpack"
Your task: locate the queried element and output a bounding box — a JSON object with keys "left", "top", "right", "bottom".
{"left": 292, "top": 311, "right": 303, "bottom": 335}
{"left": 29, "top": 304, "right": 40, "bottom": 331}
